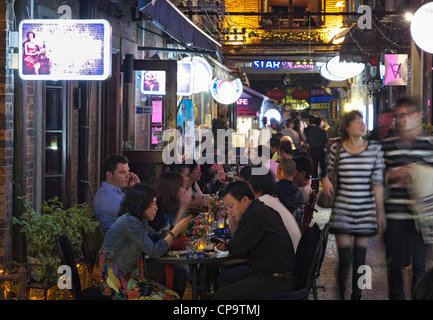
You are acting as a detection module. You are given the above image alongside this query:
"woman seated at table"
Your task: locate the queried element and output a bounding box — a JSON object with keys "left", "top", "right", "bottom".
{"left": 186, "top": 160, "right": 204, "bottom": 207}
{"left": 99, "top": 183, "right": 193, "bottom": 300}
{"left": 149, "top": 171, "right": 191, "bottom": 233}
{"left": 198, "top": 155, "right": 227, "bottom": 194}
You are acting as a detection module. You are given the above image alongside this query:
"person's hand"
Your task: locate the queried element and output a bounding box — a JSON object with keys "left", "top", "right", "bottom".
{"left": 218, "top": 170, "right": 227, "bottom": 182}
{"left": 215, "top": 242, "right": 228, "bottom": 251}
{"left": 180, "top": 190, "right": 192, "bottom": 208}
{"left": 188, "top": 198, "right": 202, "bottom": 208}
{"left": 322, "top": 175, "right": 334, "bottom": 198}
{"left": 376, "top": 212, "right": 387, "bottom": 233}
{"left": 387, "top": 165, "right": 410, "bottom": 187}
{"left": 128, "top": 172, "right": 140, "bottom": 187}
{"left": 172, "top": 215, "right": 194, "bottom": 236}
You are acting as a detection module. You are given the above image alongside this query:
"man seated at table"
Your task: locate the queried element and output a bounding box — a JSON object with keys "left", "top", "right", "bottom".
{"left": 212, "top": 180, "right": 296, "bottom": 300}
{"left": 292, "top": 150, "right": 314, "bottom": 202}
{"left": 93, "top": 154, "right": 140, "bottom": 233}
{"left": 276, "top": 158, "right": 304, "bottom": 213}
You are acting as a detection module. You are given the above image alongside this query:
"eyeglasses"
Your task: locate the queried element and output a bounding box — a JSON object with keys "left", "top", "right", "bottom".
{"left": 394, "top": 110, "right": 418, "bottom": 119}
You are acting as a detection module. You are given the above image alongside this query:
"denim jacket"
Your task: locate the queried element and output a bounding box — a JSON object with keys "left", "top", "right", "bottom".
{"left": 101, "top": 214, "right": 169, "bottom": 273}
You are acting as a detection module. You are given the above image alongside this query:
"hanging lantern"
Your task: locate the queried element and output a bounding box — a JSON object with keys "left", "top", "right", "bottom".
{"left": 291, "top": 88, "right": 310, "bottom": 100}
{"left": 267, "top": 88, "right": 286, "bottom": 100}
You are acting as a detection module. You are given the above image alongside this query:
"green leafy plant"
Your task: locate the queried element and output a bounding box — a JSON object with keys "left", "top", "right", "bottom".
{"left": 13, "top": 197, "right": 99, "bottom": 283}
{"left": 328, "top": 118, "right": 342, "bottom": 138}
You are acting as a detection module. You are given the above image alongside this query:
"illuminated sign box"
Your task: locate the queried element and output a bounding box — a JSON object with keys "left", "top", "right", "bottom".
{"left": 19, "top": 19, "right": 112, "bottom": 81}
{"left": 140, "top": 61, "right": 194, "bottom": 96}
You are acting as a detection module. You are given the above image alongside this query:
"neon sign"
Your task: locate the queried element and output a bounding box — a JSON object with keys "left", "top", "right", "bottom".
{"left": 253, "top": 60, "right": 317, "bottom": 72}
{"left": 19, "top": 19, "right": 112, "bottom": 81}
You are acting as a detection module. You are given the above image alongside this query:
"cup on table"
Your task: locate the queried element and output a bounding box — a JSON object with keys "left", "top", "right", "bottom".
{"left": 185, "top": 242, "right": 195, "bottom": 253}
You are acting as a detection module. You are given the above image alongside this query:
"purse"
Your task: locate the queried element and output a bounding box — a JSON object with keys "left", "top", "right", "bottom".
{"left": 316, "top": 141, "right": 341, "bottom": 208}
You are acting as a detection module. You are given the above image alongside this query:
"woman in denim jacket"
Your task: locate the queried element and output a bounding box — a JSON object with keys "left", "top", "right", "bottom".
{"left": 99, "top": 183, "right": 192, "bottom": 300}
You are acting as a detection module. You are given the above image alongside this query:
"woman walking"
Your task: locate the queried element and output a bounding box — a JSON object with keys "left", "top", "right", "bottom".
{"left": 322, "top": 110, "right": 386, "bottom": 300}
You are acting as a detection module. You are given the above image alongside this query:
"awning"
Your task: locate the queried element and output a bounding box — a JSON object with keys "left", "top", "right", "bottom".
{"left": 237, "top": 86, "right": 267, "bottom": 114}
{"left": 139, "top": 0, "right": 222, "bottom": 60}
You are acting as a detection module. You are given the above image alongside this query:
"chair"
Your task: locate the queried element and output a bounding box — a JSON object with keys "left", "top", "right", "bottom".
{"left": 56, "top": 233, "right": 110, "bottom": 300}
{"left": 253, "top": 222, "right": 329, "bottom": 300}
{"left": 306, "top": 222, "right": 330, "bottom": 299}
{"left": 300, "top": 191, "right": 318, "bottom": 233}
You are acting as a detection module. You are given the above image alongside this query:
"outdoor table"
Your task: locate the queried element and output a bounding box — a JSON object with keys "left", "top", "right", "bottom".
{"left": 146, "top": 252, "right": 233, "bottom": 300}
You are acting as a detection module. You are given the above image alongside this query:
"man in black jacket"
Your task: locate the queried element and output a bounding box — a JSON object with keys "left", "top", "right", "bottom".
{"left": 305, "top": 115, "right": 328, "bottom": 179}
{"left": 213, "top": 181, "right": 296, "bottom": 300}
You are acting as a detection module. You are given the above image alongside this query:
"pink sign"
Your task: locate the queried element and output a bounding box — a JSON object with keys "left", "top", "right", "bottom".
{"left": 384, "top": 54, "right": 408, "bottom": 86}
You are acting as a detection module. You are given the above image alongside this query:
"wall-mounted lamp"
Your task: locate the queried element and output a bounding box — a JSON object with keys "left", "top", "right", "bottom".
{"left": 366, "top": 76, "right": 382, "bottom": 97}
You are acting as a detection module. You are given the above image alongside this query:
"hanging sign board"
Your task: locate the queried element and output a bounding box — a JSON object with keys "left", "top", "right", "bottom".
{"left": 19, "top": 19, "right": 112, "bottom": 81}
{"left": 384, "top": 54, "right": 408, "bottom": 86}
{"left": 210, "top": 78, "right": 243, "bottom": 105}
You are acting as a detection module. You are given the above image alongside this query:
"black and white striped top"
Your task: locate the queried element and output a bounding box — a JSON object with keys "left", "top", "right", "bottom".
{"left": 382, "top": 135, "right": 433, "bottom": 220}
{"left": 328, "top": 140, "right": 385, "bottom": 236}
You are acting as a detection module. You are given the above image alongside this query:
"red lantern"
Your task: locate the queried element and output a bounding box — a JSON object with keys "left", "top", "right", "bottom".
{"left": 267, "top": 88, "right": 286, "bottom": 101}
{"left": 291, "top": 89, "right": 310, "bottom": 100}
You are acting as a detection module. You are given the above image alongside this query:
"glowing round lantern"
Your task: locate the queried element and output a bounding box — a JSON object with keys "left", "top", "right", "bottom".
{"left": 267, "top": 88, "right": 286, "bottom": 100}
{"left": 411, "top": 2, "right": 433, "bottom": 53}
{"left": 325, "top": 55, "right": 365, "bottom": 79}
{"left": 291, "top": 89, "right": 310, "bottom": 100}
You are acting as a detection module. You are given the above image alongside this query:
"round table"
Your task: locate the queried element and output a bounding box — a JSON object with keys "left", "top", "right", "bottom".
{"left": 146, "top": 253, "right": 233, "bottom": 300}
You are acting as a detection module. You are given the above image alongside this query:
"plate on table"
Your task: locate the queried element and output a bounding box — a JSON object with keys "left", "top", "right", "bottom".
{"left": 167, "top": 250, "right": 187, "bottom": 257}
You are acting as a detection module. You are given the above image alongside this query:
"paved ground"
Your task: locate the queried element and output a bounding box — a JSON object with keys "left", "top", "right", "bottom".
{"left": 183, "top": 203, "right": 426, "bottom": 301}
{"left": 311, "top": 205, "right": 395, "bottom": 300}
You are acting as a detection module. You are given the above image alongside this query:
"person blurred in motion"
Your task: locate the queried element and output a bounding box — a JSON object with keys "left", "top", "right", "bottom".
{"left": 382, "top": 97, "right": 433, "bottom": 300}
{"left": 213, "top": 181, "right": 296, "bottom": 300}
{"left": 149, "top": 171, "right": 191, "bottom": 233}
{"left": 99, "top": 183, "right": 193, "bottom": 299}
{"left": 93, "top": 155, "right": 140, "bottom": 233}
{"left": 322, "top": 110, "right": 385, "bottom": 300}
{"left": 275, "top": 158, "right": 304, "bottom": 213}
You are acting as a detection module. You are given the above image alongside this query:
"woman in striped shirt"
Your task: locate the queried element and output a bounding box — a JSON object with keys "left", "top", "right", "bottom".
{"left": 322, "top": 110, "right": 385, "bottom": 300}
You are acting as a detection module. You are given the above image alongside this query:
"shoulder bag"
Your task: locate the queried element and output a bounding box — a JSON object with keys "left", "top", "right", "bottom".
{"left": 316, "top": 141, "right": 341, "bottom": 208}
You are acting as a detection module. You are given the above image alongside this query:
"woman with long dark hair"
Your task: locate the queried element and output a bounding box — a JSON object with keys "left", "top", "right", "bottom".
{"left": 99, "top": 183, "right": 193, "bottom": 300}
{"left": 322, "top": 110, "right": 385, "bottom": 300}
{"left": 149, "top": 171, "right": 191, "bottom": 233}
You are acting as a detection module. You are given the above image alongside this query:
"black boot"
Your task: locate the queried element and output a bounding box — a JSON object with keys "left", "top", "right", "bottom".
{"left": 337, "top": 246, "right": 353, "bottom": 300}
{"left": 351, "top": 245, "right": 368, "bottom": 300}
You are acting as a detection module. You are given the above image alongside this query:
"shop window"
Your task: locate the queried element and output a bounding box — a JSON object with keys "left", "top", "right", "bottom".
{"left": 44, "top": 82, "right": 66, "bottom": 204}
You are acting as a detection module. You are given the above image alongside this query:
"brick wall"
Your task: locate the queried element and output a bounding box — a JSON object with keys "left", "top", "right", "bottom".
{"left": 0, "top": 1, "right": 15, "bottom": 269}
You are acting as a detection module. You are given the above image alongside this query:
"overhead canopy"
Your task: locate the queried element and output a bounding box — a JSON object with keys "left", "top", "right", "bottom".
{"left": 139, "top": 0, "right": 222, "bottom": 60}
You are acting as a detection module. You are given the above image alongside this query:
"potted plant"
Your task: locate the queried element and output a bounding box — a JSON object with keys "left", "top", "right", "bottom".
{"left": 13, "top": 197, "right": 99, "bottom": 286}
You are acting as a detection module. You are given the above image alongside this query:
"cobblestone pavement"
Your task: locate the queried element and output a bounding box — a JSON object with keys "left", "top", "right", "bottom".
{"left": 311, "top": 205, "right": 413, "bottom": 300}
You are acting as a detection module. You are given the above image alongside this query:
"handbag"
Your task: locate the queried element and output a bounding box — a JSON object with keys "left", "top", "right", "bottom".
{"left": 407, "top": 164, "right": 433, "bottom": 243}
{"left": 316, "top": 141, "right": 341, "bottom": 208}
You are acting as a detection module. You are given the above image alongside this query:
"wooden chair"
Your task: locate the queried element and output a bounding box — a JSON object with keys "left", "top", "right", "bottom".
{"left": 56, "top": 234, "right": 110, "bottom": 300}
